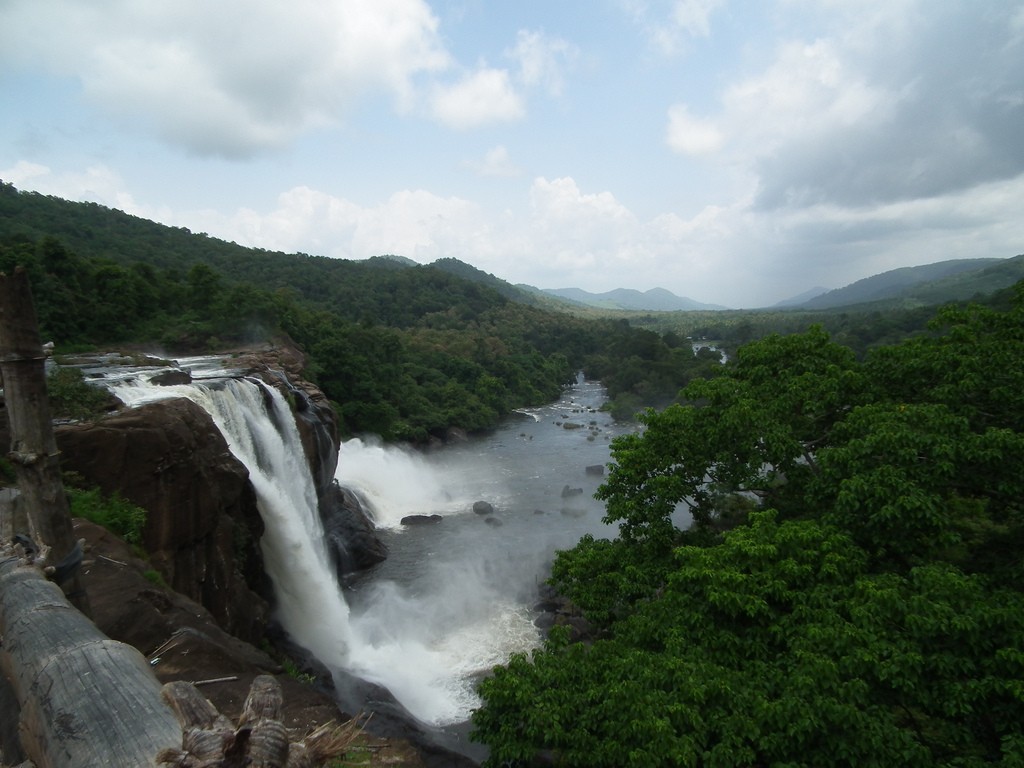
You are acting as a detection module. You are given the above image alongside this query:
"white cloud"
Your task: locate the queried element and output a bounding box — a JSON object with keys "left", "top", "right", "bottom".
{"left": 721, "top": 39, "right": 887, "bottom": 146}
{"left": 190, "top": 185, "right": 487, "bottom": 265}
{"left": 0, "top": 0, "right": 450, "bottom": 157}
{"left": 428, "top": 29, "right": 576, "bottom": 132}
{"left": 506, "top": 30, "right": 579, "bottom": 96}
{"left": 430, "top": 67, "right": 525, "bottom": 129}
{"left": 665, "top": 104, "right": 724, "bottom": 155}
{"left": 622, "top": 0, "right": 725, "bottom": 54}
{"left": 670, "top": 0, "right": 725, "bottom": 38}
{"left": 719, "top": 3, "right": 1023, "bottom": 209}
{"left": 464, "top": 146, "right": 522, "bottom": 178}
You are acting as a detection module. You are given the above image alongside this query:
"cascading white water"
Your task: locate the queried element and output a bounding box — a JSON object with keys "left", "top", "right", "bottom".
{"left": 112, "top": 376, "right": 352, "bottom": 669}
{"left": 335, "top": 437, "right": 461, "bottom": 529}
{"left": 337, "top": 438, "right": 542, "bottom": 726}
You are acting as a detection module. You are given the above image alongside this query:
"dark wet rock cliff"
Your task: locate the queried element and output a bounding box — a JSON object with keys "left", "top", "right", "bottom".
{"left": 55, "top": 396, "right": 269, "bottom": 642}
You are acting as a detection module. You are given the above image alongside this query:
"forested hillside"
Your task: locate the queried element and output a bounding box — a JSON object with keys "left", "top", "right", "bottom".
{"left": 472, "top": 288, "right": 1024, "bottom": 766}
{"left": 0, "top": 183, "right": 718, "bottom": 438}
{"left": 797, "top": 256, "right": 1022, "bottom": 310}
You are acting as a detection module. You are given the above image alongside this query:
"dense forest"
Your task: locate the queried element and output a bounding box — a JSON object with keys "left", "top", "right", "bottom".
{"left": 472, "top": 289, "right": 1024, "bottom": 766}
{"left": 0, "top": 182, "right": 719, "bottom": 438}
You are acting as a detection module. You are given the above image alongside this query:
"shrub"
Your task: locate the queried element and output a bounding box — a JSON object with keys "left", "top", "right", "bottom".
{"left": 67, "top": 486, "right": 147, "bottom": 544}
{"left": 47, "top": 366, "right": 115, "bottom": 420}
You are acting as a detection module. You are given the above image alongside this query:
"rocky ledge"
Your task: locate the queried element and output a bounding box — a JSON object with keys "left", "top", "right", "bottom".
{"left": 75, "top": 516, "right": 431, "bottom": 767}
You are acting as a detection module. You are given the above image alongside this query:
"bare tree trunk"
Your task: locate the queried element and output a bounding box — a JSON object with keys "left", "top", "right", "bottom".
{"left": 0, "top": 267, "right": 88, "bottom": 613}
{"left": 0, "top": 556, "right": 183, "bottom": 767}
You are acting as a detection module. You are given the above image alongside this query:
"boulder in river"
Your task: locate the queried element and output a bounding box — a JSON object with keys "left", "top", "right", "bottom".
{"left": 322, "top": 483, "right": 389, "bottom": 576}
{"left": 473, "top": 500, "right": 494, "bottom": 515}
{"left": 400, "top": 514, "right": 443, "bottom": 526}
{"left": 150, "top": 369, "right": 192, "bottom": 386}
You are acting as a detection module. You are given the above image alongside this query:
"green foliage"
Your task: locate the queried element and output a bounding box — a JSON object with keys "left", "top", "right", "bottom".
{"left": 477, "top": 513, "right": 1024, "bottom": 767}
{"left": 67, "top": 486, "right": 147, "bottom": 544}
{"left": 280, "top": 656, "right": 315, "bottom": 684}
{"left": 0, "top": 457, "right": 15, "bottom": 487}
{"left": 143, "top": 569, "right": 167, "bottom": 588}
{"left": 474, "top": 291, "right": 1024, "bottom": 766}
{"left": 46, "top": 366, "right": 115, "bottom": 420}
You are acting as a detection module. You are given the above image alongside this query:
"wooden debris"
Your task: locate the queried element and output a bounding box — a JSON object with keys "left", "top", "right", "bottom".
{"left": 158, "top": 675, "right": 364, "bottom": 768}
{"left": 193, "top": 676, "right": 241, "bottom": 687}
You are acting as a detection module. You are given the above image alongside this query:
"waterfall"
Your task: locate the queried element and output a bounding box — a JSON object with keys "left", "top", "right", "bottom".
{"left": 111, "top": 368, "right": 540, "bottom": 730}
{"left": 113, "top": 376, "right": 352, "bottom": 669}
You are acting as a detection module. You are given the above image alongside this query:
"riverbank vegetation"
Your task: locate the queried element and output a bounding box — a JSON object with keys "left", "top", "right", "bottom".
{"left": 472, "top": 286, "right": 1024, "bottom": 766}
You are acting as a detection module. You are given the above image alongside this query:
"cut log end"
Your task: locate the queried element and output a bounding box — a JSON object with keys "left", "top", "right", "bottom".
{"left": 158, "top": 677, "right": 362, "bottom": 768}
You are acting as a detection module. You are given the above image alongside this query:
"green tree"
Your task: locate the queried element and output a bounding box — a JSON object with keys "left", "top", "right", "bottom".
{"left": 476, "top": 512, "right": 1024, "bottom": 767}
{"left": 596, "top": 326, "right": 864, "bottom": 543}
{"left": 474, "top": 292, "right": 1024, "bottom": 766}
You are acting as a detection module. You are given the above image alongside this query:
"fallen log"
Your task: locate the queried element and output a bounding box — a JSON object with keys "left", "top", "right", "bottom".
{"left": 0, "top": 552, "right": 183, "bottom": 767}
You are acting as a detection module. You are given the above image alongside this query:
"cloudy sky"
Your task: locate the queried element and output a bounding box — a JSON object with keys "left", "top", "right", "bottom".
{"left": 1, "top": 0, "right": 1022, "bottom": 307}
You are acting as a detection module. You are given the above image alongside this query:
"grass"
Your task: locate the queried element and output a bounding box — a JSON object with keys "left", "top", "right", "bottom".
{"left": 280, "top": 655, "right": 316, "bottom": 685}
{"left": 66, "top": 485, "right": 147, "bottom": 544}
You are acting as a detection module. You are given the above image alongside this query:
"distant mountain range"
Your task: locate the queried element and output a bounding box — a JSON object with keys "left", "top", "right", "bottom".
{"left": 539, "top": 287, "right": 727, "bottom": 312}
{"left": 428, "top": 254, "right": 1024, "bottom": 313}
{"left": 3, "top": 183, "right": 1021, "bottom": 314}
{"left": 781, "top": 257, "right": 1024, "bottom": 310}
{"left": 773, "top": 287, "right": 829, "bottom": 307}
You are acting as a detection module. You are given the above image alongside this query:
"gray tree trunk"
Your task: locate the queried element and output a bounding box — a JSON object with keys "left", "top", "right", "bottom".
{"left": 0, "top": 267, "right": 88, "bottom": 612}
{"left": 0, "top": 556, "right": 183, "bottom": 766}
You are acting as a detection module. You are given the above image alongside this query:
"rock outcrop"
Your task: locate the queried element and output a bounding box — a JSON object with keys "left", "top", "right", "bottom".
{"left": 56, "top": 397, "right": 269, "bottom": 643}
{"left": 321, "top": 484, "right": 389, "bottom": 577}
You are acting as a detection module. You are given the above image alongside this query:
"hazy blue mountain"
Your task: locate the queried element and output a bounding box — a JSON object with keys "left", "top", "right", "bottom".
{"left": 543, "top": 286, "right": 727, "bottom": 311}
{"left": 797, "top": 258, "right": 1011, "bottom": 310}
{"left": 774, "top": 286, "right": 829, "bottom": 307}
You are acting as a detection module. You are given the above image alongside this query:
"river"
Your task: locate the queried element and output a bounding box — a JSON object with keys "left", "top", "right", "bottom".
{"left": 334, "top": 377, "right": 636, "bottom": 733}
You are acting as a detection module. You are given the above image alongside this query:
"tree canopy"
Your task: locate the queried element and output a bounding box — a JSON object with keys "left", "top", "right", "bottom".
{"left": 472, "top": 285, "right": 1024, "bottom": 766}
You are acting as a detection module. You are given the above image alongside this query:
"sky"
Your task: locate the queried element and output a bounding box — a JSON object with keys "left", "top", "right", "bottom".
{"left": 1, "top": 1, "right": 1022, "bottom": 308}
